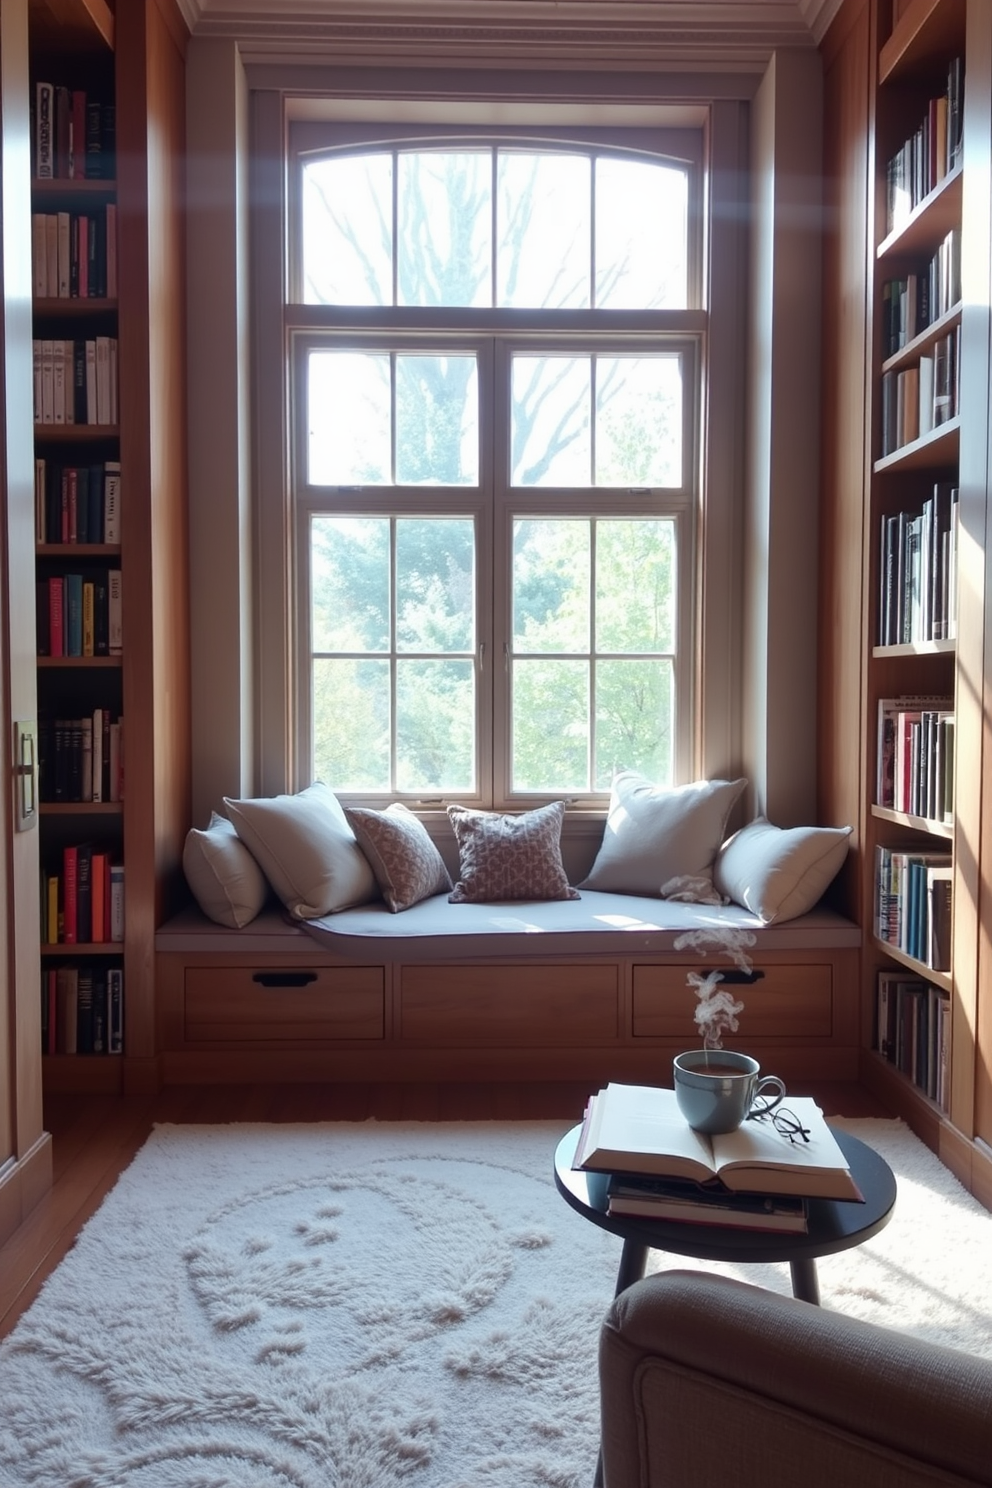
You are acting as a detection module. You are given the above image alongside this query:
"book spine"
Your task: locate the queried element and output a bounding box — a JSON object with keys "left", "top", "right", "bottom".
{"left": 109, "top": 866, "right": 124, "bottom": 943}
{"left": 62, "top": 845, "right": 78, "bottom": 944}
{"left": 35, "top": 82, "right": 54, "bottom": 179}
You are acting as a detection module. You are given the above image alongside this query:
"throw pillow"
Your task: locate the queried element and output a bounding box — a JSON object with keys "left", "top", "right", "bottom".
{"left": 223, "top": 782, "right": 377, "bottom": 919}
{"left": 447, "top": 801, "right": 579, "bottom": 903}
{"left": 344, "top": 803, "right": 452, "bottom": 912}
{"left": 579, "top": 772, "right": 747, "bottom": 897}
{"left": 714, "top": 816, "right": 853, "bottom": 924}
{"left": 182, "top": 811, "right": 270, "bottom": 929}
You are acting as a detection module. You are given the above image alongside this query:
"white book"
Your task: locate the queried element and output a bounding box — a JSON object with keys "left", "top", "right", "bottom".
{"left": 32, "top": 340, "right": 42, "bottom": 424}
{"left": 103, "top": 462, "right": 121, "bottom": 544}
{"left": 52, "top": 339, "right": 65, "bottom": 424}
{"left": 572, "top": 1084, "right": 863, "bottom": 1202}
{"left": 56, "top": 211, "right": 70, "bottom": 297}
{"left": 108, "top": 569, "right": 122, "bottom": 654}
{"left": 41, "top": 339, "right": 54, "bottom": 423}
{"left": 44, "top": 213, "right": 58, "bottom": 299}
{"left": 918, "top": 354, "right": 934, "bottom": 437}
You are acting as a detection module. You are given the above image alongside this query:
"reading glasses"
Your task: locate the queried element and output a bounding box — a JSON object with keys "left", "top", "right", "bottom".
{"left": 746, "top": 1100, "right": 812, "bottom": 1145}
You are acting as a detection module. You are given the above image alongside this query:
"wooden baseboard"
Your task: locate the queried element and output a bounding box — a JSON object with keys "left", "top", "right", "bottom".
{"left": 0, "top": 1132, "right": 53, "bottom": 1249}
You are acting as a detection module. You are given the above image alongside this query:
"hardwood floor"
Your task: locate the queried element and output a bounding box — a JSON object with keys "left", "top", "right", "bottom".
{"left": 0, "top": 1078, "right": 890, "bottom": 1342}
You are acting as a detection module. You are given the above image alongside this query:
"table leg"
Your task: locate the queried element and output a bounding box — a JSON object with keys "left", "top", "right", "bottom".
{"left": 790, "top": 1257, "right": 820, "bottom": 1305}
{"left": 614, "top": 1238, "right": 650, "bottom": 1297}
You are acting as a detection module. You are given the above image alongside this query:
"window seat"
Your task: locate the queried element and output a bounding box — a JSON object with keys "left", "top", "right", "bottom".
{"left": 155, "top": 896, "right": 861, "bottom": 1088}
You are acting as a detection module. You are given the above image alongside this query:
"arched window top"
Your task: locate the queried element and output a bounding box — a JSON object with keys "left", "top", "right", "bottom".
{"left": 300, "top": 144, "right": 690, "bottom": 311}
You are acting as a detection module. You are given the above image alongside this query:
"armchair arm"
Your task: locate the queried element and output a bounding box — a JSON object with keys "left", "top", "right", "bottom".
{"left": 599, "top": 1270, "right": 992, "bottom": 1488}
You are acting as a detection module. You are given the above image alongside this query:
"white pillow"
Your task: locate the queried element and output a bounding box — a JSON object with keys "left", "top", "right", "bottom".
{"left": 580, "top": 773, "right": 747, "bottom": 897}
{"left": 223, "top": 782, "right": 377, "bottom": 919}
{"left": 714, "top": 816, "right": 853, "bottom": 924}
{"left": 182, "top": 811, "right": 269, "bottom": 929}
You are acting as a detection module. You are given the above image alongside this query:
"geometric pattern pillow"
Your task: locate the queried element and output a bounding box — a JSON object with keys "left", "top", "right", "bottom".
{"left": 446, "top": 800, "right": 580, "bottom": 903}
{"left": 344, "top": 803, "right": 452, "bottom": 913}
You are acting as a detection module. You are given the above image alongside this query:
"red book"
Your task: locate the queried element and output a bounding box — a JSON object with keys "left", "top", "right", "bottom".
{"left": 62, "top": 844, "right": 78, "bottom": 943}
{"left": 48, "top": 577, "right": 64, "bottom": 657}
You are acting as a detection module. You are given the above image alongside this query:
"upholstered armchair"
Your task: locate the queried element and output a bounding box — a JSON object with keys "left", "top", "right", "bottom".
{"left": 599, "top": 1270, "right": 992, "bottom": 1487}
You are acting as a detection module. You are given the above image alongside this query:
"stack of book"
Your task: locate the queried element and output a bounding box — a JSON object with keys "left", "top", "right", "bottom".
{"left": 573, "top": 1083, "right": 864, "bottom": 1234}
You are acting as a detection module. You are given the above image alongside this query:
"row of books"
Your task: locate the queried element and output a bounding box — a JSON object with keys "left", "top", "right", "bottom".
{"left": 880, "top": 328, "right": 959, "bottom": 456}
{"left": 878, "top": 484, "right": 958, "bottom": 646}
{"left": 875, "top": 971, "right": 949, "bottom": 1110}
{"left": 876, "top": 695, "right": 954, "bottom": 824}
{"left": 880, "top": 228, "right": 961, "bottom": 359}
{"left": 32, "top": 337, "right": 119, "bottom": 428}
{"left": 42, "top": 963, "right": 123, "bottom": 1055}
{"left": 885, "top": 56, "right": 964, "bottom": 237}
{"left": 35, "top": 458, "right": 121, "bottom": 547}
{"left": 37, "top": 570, "right": 122, "bottom": 657}
{"left": 33, "top": 82, "right": 115, "bottom": 181}
{"left": 39, "top": 710, "right": 124, "bottom": 804}
{"left": 31, "top": 206, "right": 117, "bottom": 301}
{"left": 874, "top": 844, "right": 952, "bottom": 972}
{"left": 42, "top": 846, "right": 124, "bottom": 945}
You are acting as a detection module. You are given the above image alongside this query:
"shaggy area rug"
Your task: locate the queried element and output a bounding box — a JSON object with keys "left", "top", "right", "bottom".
{"left": 1, "top": 1117, "right": 991, "bottom": 1487}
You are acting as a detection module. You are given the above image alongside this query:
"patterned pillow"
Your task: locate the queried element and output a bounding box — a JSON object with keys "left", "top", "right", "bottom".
{"left": 447, "top": 801, "right": 580, "bottom": 903}
{"left": 344, "top": 803, "right": 452, "bottom": 913}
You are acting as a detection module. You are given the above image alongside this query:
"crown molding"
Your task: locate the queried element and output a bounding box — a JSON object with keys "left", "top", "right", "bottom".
{"left": 177, "top": 0, "right": 846, "bottom": 66}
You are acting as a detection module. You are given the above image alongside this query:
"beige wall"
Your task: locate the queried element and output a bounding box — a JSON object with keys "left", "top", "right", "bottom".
{"left": 744, "top": 48, "right": 824, "bottom": 825}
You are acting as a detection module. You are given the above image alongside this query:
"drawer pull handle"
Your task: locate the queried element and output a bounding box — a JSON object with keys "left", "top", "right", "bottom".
{"left": 252, "top": 971, "right": 318, "bottom": 988}
{"left": 697, "top": 968, "right": 765, "bottom": 985}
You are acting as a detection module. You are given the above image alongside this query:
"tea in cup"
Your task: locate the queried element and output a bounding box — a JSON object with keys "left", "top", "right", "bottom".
{"left": 673, "top": 1049, "right": 786, "bottom": 1135}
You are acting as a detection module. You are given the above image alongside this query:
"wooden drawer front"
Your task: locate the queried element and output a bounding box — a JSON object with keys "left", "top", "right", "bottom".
{"left": 632, "top": 965, "right": 833, "bottom": 1039}
{"left": 185, "top": 967, "right": 385, "bottom": 1042}
{"left": 400, "top": 964, "right": 619, "bottom": 1043}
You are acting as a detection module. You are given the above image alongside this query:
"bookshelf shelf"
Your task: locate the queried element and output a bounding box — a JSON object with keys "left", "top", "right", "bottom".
{"left": 40, "top": 800, "right": 122, "bottom": 815}
{"left": 874, "top": 418, "right": 958, "bottom": 473}
{"left": 872, "top": 639, "right": 955, "bottom": 658}
{"left": 37, "top": 655, "right": 121, "bottom": 668}
{"left": 872, "top": 804, "right": 954, "bottom": 838}
{"left": 881, "top": 302, "right": 961, "bottom": 376}
{"left": 41, "top": 942, "right": 122, "bottom": 956}
{"left": 872, "top": 938, "right": 952, "bottom": 993}
{"left": 33, "top": 426, "right": 120, "bottom": 443}
{"left": 37, "top": 543, "right": 120, "bottom": 557}
{"left": 877, "top": 163, "right": 962, "bottom": 261}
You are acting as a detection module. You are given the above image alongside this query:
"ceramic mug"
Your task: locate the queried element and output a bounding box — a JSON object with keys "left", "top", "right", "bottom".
{"left": 673, "top": 1049, "right": 786, "bottom": 1135}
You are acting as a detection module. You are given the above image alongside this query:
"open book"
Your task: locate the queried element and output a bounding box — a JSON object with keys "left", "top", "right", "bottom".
{"left": 573, "top": 1083, "right": 863, "bottom": 1201}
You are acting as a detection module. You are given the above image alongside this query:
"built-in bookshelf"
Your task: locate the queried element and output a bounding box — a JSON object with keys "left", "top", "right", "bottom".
{"left": 866, "top": 0, "right": 967, "bottom": 1114}
{"left": 30, "top": 58, "right": 125, "bottom": 1085}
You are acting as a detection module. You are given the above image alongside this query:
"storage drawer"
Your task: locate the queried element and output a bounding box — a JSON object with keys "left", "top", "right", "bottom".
{"left": 400, "top": 963, "right": 619, "bottom": 1043}
{"left": 632, "top": 964, "right": 833, "bottom": 1039}
{"left": 184, "top": 966, "right": 385, "bottom": 1042}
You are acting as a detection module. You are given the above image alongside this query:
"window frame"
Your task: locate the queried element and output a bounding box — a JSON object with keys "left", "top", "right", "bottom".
{"left": 288, "top": 128, "right": 703, "bottom": 808}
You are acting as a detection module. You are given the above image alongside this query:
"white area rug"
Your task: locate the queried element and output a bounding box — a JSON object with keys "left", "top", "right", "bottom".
{"left": 1, "top": 1117, "right": 991, "bottom": 1487}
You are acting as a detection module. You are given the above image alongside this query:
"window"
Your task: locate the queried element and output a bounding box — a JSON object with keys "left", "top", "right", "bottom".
{"left": 288, "top": 130, "right": 704, "bottom": 807}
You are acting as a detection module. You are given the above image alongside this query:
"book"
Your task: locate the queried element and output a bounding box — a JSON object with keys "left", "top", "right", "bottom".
{"left": 109, "top": 863, "right": 124, "bottom": 942}
{"left": 572, "top": 1084, "right": 863, "bottom": 1201}
{"left": 35, "top": 82, "right": 54, "bottom": 179}
{"left": 55, "top": 966, "right": 78, "bottom": 1053}
{"left": 605, "top": 1173, "right": 809, "bottom": 1232}
{"left": 107, "top": 966, "right": 124, "bottom": 1053}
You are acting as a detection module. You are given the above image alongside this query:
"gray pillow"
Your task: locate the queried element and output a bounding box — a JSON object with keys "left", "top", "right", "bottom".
{"left": 223, "top": 782, "right": 377, "bottom": 919}
{"left": 182, "top": 810, "right": 269, "bottom": 928}
{"left": 580, "top": 772, "right": 747, "bottom": 897}
{"left": 714, "top": 816, "right": 853, "bottom": 923}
